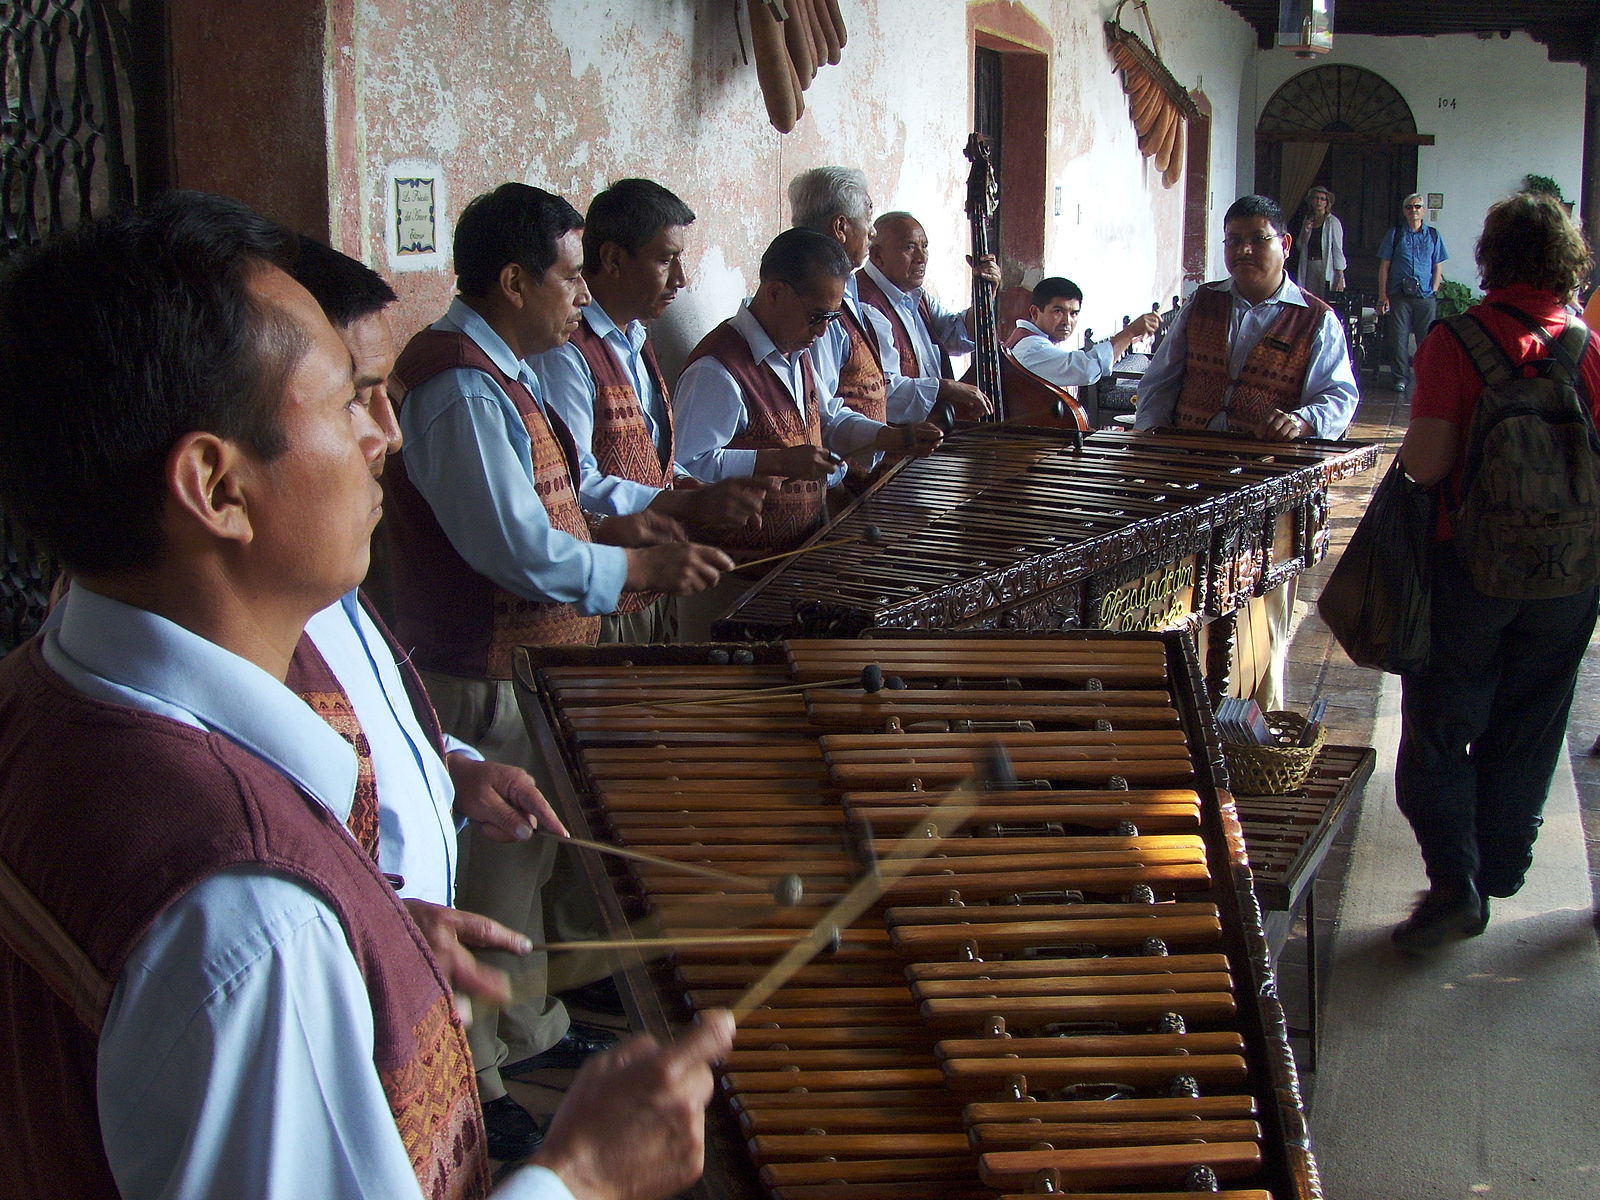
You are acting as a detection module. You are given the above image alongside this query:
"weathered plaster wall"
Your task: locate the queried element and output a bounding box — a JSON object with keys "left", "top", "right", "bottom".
{"left": 1251, "top": 33, "right": 1587, "bottom": 294}
{"left": 332, "top": 0, "right": 1254, "bottom": 373}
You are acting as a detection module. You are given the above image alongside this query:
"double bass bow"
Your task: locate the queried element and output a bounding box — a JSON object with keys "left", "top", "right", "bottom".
{"left": 961, "top": 133, "right": 1091, "bottom": 433}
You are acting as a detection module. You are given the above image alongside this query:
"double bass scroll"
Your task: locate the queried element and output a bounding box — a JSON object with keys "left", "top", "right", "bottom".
{"left": 962, "top": 133, "right": 1091, "bottom": 433}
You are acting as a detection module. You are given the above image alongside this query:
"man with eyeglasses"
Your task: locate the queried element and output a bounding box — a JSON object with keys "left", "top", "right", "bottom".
{"left": 672, "top": 228, "right": 941, "bottom": 634}
{"left": 787, "top": 168, "right": 984, "bottom": 489}
{"left": 1135, "top": 194, "right": 1357, "bottom": 442}
{"left": 1135, "top": 194, "right": 1357, "bottom": 710}
{"left": 1377, "top": 193, "right": 1449, "bottom": 395}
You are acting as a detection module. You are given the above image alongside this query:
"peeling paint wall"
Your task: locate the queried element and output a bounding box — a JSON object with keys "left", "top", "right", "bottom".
{"left": 329, "top": 1, "right": 1255, "bottom": 371}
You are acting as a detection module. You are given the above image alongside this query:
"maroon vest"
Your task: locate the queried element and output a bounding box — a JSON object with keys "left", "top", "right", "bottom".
{"left": 568, "top": 316, "right": 673, "bottom": 615}
{"left": 1004, "top": 325, "right": 1042, "bottom": 351}
{"left": 683, "top": 319, "right": 827, "bottom": 558}
{"left": 1174, "top": 286, "right": 1328, "bottom": 438}
{"left": 0, "top": 642, "right": 488, "bottom": 1200}
{"left": 385, "top": 328, "right": 600, "bottom": 679}
{"left": 856, "top": 269, "right": 954, "bottom": 379}
{"left": 835, "top": 303, "right": 888, "bottom": 491}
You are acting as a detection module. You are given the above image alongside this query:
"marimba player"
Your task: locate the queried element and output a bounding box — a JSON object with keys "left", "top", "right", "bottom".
{"left": 382, "top": 181, "right": 734, "bottom": 1152}
{"left": 1135, "top": 193, "right": 1358, "bottom": 709}
{"left": 530, "top": 178, "right": 779, "bottom": 645}
{"left": 1006, "top": 275, "right": 1163, "bottom": 388}
{"left": 0, "top": 192, "right": 735, "bottom": 1200}
{"left": 673, "top": 227, "right": 943, "bottom": 636}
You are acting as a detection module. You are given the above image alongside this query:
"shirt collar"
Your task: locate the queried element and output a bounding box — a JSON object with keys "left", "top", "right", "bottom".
{"left": 46, "top": 586, "right": 358, "bottom": 818}
{"left": 731, "top": 299, "right": 793, "bottom": 368}
{"left": 442, "top": 296, "right": 530, "bottom": 383}
{"left": 863, "top": 260, "right": 919, "bottom": 306}
{"left": 1483, "top": 283, "right": 1566, "bottom": 315}
{"left": 582, "top": 300, "right": 646, "bottom": 351}
{"left": 1218, "top": 273, "right": 1307, "bottom": 310}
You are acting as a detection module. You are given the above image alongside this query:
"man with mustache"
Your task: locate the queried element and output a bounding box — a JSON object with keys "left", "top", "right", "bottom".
{"left": 531, "top": 179, "right": 775, "bottom": 643}
{"left": 383, "top": 182, "right": 735, "bottom": 1145}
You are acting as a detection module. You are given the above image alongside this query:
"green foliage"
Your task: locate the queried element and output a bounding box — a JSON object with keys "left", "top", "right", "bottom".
{"left": 1435, "top": 278, "right": 1478, "bottom": 319}
{"left": 1523, "top": 174, "right": 1564, "bottom": 200}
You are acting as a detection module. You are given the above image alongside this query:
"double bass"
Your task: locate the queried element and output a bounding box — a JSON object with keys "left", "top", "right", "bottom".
{"left": 961, "top": 133, "right": 1091, "bottom": 432}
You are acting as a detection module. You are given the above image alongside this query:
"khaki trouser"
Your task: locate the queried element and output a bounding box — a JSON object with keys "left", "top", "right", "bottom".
{"left": 599, "top": 593, "right": 678, "bottom": 645}
{"left": 422, "top": 671, "right": 570, "bottom": 1103}
{"left": 675, "top": 575, "right": 754, "bottom": 643}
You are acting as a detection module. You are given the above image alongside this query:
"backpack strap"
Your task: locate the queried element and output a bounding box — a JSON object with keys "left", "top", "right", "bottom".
{"left": 1442, "top": 311, "right": 1517, "bottom": 388}
{"left": 1486, "top": 302, "right": 1592, "bottom": 399}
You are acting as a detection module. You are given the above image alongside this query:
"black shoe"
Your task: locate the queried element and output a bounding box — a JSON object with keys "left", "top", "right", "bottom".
{"left": 557, "top": 976, "right": 625, "bottom": 1017}
{"left": 481, "top": 1095, "right": 544, "bottom": 1161}
{"left": 502, "top": 1020, "right": 621, "bottom": 1075}
{"left": 1392, "top": 880, "right": 1484, "bottom": 954}
{"left": 1468, "top": 895, "right": 1490, "bottom": 936}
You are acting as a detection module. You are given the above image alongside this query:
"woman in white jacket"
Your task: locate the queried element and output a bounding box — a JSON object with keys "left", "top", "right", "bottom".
{"left": 1295, "top": 185, "right": 1346, "bottom": 298}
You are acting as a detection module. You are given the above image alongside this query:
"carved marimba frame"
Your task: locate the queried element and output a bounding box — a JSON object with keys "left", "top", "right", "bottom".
{"left": 714, "top": 426, "right": 1375, "bottom": 703}
{"left": 515, "top": 631, "right": 1322, "bottom": 1200}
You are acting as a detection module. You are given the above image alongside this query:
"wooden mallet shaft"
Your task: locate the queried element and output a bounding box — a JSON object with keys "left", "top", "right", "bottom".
{"left": 540, "top": 828, "right": 803, "bottom": 905}
{"left": 735, "top": 523, "right": 885, "bottom": 573}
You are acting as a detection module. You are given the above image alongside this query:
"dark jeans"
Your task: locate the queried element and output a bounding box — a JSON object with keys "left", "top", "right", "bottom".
{"left": 1386, "top": 293, "right": 1436, "bottom": 389}
{"left": 1395, "top": 541, "right": 1599, "bottom": 893}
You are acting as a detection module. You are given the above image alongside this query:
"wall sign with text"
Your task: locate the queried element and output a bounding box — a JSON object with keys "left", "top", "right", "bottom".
{"left": 384, "top": 160, "right": 448, "bottom": 273}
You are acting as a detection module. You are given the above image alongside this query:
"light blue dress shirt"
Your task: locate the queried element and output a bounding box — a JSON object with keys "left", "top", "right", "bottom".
{"left": 1377, "top": 224, "right": 1448, "bottom": 298}
{"left": 859, "top": 261, "right": 976, "bottom": 421}
{"left": 673, "top": 300, "right": 886, "bottom": 486}
{"left": 1008, "top": 319, "right": 1116, "bottom": 387}
{"left": 38, "top": 587, "right": 568, "bottom": 1200}
{"left": 528, "top": 302, "right": 678, "bottom": 517}
{"left": 1134, "top": 277, "right": 1359, "bottom": 440}
{"left": 398, "top": 298, "right": 628, "bottom": 614}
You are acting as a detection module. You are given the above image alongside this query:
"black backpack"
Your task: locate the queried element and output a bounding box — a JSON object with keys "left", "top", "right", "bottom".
{"left": 1444, "top": 303, "right": 1600, "bottom": 599}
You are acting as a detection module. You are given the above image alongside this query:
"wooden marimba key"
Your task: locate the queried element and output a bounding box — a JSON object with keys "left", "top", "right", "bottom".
{"left": 525, "top": 632, "right": 1319, "bottom": 1199}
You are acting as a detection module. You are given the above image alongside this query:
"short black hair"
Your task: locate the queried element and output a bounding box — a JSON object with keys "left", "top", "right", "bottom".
{"left": 454, "top": 183, "right": 583, "bottom": 298}
{"left": 291, "top": 236, "right": 397, "bottom": 328}
{"left": 0, "top": 191, "right": 300, "bottom": 574}
{"left": 1223, "top": 195, "right": 1287, "bottom": 237}
{"left": 758, "top": 227, "right": 852, "bottom": 292}
{"left": 582, "top": 179, "right": 695, "bottom": 273}
{"left": 1032, "top": 277, "right": 1083, "bottom": 307}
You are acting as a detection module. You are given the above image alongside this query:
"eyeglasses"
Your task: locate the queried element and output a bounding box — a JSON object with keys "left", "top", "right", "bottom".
{"left": 805, "top": 307, "right": 843, "bottom": 328}
{"left": 1223, "top": 234, "right": 1279, "bottom": 250}
{"left": 1404, "top": 204, "right": 1424, "bottom": 210}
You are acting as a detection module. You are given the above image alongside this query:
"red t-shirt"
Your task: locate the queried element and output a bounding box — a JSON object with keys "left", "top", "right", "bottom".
{"left": 1411, "top": 283, "right": 1600, "bottom": 537}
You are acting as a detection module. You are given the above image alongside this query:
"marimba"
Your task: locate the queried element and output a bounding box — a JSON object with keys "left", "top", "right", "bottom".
{"left": 715, "top": 425, "right": 1375, "bottom": 700}
{"left": 518, "top": 631, "right": 1320, "bottom": 1199}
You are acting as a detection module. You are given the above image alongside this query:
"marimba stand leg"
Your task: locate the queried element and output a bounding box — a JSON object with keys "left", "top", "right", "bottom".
{"left": 1295, "top": 885, "right": 1320, "bottom": 1075}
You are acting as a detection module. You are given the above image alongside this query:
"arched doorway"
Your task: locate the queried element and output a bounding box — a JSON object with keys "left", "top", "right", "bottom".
{"left": 1255, "top": 65, "right": 1430, "bottom": 293}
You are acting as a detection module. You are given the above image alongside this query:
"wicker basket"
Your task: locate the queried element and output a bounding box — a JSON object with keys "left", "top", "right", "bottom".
{"left": 1223, "top": 710, "right": 1326, "bottom": 795}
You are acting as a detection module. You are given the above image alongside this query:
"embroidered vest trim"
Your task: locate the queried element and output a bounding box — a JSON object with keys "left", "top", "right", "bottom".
{"left": 386, "top": 328, "right": 600, "bottom": 679}
{"left": 568, "top": 316, "right": 673, "bottom": 615}
{"left": 1174, "top": 286, "right": 1327, "bottom": 438}
{"left": 684, "top": 320, "right": 827, "bottom": 559}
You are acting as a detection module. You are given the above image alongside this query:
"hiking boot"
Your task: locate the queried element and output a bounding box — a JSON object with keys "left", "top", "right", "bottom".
{"left": 1392, "top": 880, "right": 1485, "bottom": 954}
